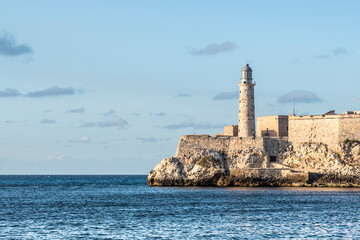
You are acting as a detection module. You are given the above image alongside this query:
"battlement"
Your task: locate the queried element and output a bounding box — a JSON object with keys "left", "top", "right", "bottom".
{"left": 289, "top": 113, "right": 360, "bottom": 147}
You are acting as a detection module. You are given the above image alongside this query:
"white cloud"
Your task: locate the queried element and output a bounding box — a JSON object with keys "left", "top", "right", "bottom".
{"left": 191, "top": 41, "right": 237, "bottom": 56}
{"left": 277, "top": 90, "right": 321, "bottom": 104}
{"left": 80, "top": 118, "right": 128, "bottom": 128}
{"left": 162, "top": 120, "right": 223, "bottom": 130}
{"left": 0, "top": 33, "right": 32, "bottom": 56}
{"left": 26, "top": 86, "right": 83, "bottom": 97}
{"left": 40, "top": 119, "right": 56, "bottom": 124}
{"left": 0, "top": 88, "right": 22, "bottom": 97}
{"left": 212, "top": 92, "right": 237, "bottom": 100}
{"left": 69, "top": 136, "right": 91, "bottom": 143}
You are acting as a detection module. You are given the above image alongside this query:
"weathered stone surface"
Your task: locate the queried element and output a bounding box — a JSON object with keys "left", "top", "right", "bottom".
{"left": 147, "top": 137, "right": 360, "bottom": 187}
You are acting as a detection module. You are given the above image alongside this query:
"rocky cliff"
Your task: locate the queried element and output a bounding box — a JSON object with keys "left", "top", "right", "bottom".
{"left": 147, "top": 136, "right": 360, "bottom": 187}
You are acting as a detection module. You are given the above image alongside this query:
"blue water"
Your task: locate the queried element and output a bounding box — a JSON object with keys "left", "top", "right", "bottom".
{"left": 1, "top": 175, "right": 360, "bottom": 239}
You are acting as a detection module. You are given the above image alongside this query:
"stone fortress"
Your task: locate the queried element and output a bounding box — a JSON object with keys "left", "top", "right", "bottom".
{"left": 148, "top": 64, "right": 360, "bottom": 187}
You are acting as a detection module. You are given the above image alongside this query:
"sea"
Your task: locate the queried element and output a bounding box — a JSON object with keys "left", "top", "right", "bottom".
{"left": 0, "top": 175, "right": 359, "bottom": 239}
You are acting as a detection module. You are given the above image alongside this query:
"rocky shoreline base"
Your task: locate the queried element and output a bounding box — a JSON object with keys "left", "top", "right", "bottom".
{"left": 147, "top": 137, "right": 360, "bottom": 187}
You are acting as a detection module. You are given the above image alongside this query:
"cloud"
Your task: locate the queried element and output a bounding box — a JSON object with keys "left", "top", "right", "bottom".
{"left": 135, "top": 137, "right": 170, "bottom": 143}
{"left": 0, "top": 33, "right": 33, "bottom": 56}
{"left": 212, "top": 91, "right": 237, "bottom": 100}
{"left": 25, "top": 86, "right": 82, "bottom": 97}
{"left": 313, "top": 54, "right": 331, "bottom": 59}
{"left": 67, "top": 108, "right": 85, "bottom": 113}
{"left": 191, "top": 41, "right": 237, "bottom": 56}
{"left": 175, "top": 93, "right": 191, "bottom": 97}
{"left": 277, "top": 90, "right": 321, "bottom": 104}
{"left": 162, "top": 120, "right": 223, "bottom": 130}
{"left": 80, "top": 118, "right": 128, "bottom": 128}
{"left": 68, "top": 136, "right": 90, "bottom": 143}
{"left": 314, "top": 47, "right": 350, "bottom": 59}
{"left": 40, "top": 119, "right": 56, "bottom": 124}
{"left": 104, "top": 110, "right": 117, "bottom": 117}
{"left": 56, "top": 154, "right": 71, "bottom": 161}
{"left": 150, "top": 112, "right": 166, "bottom": 116}
{"left": 0, "top": 88, "right": 22, "bottom": 97}
{"left": 135, "top": 137, "right": 159, "bottom": 143}
{"left": 333, "top": 47, "right": 349, "bottom": 56}
{"left": 5, "top": 120, "right": 16, "bottom": 123}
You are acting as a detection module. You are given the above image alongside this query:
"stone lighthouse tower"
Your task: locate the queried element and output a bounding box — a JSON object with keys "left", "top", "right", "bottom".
{"left": 238, "top": 64, "right": 256, "bottom": 137}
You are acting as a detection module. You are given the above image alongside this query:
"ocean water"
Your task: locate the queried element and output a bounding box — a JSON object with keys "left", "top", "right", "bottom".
{"left": 0, "top": 175, "right": 360, "bottom": 239}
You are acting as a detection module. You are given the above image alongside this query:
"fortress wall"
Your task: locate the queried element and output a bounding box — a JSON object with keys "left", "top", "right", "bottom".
{"left": 289, "top": 115, "right": 340, "bottom": 147}
{"left": 289, "top": 114, "right": 360, "bottom": 149}
{"left": 278, "top": 116, "right": 289, "bottom": 137}
{"left": 263, "top": 137, "right": 291, "bottom": 156}
{"left": 175, "top": 135, "right": 265, "bottom": 157}
{"left": 339, "top": 116, "right": 360, "bottom": 142}
{"left": 175, "top": 135, "right": 289, "bottom": 159}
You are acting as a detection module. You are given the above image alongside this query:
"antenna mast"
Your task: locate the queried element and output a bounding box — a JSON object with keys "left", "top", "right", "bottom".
{"left": 292, "top": 92, "right": 295, "bottom": 115}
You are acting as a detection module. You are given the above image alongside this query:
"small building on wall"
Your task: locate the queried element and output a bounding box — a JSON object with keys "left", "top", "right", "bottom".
{"left": 224, "top": 125, "right": 238, "bottom": 136}
{"left": 256, "top": 115, "right": 289, "bottom": 138}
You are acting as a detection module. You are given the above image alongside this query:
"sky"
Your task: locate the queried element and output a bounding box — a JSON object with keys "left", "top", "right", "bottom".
{"left": 0, "top": 0, "right": 359, "bottom": 174}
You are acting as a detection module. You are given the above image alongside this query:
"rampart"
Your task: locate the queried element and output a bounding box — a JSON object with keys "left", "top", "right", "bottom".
{"left": 176, "top": 135, "right": 290, "bottom": 160}
{"left": 289, "top": 114, "right": 360, "bottom": 149}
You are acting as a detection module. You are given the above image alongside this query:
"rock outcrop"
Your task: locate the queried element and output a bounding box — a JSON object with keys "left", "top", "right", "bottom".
{"left": 148, "top": 138, "right": 360, "bottom": 187}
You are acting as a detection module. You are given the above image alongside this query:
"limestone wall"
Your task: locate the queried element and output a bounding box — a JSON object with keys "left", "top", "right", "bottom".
{"left": 289, "top": 114, "right": 360, "bottom": 148}
{"left": 339, "top": 116, "right": 360, "bottom": 142}
{"left": 278, "top": 116, "right": 289, "bottom": 137}
{"left": 175, "top": 135, "right": 289, "bottom": 159}
{"left": 263, "top": 137, "right": 290, "bottom": 157}
{"left": 176, "top": 135, "right": 262, "bottom": 157}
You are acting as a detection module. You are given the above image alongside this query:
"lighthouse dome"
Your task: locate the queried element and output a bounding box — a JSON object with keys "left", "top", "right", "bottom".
{"left": 241, "top": 64, "right": 253, "bottom": 81}
{"left": 242, "top": 64, "right": 252, "bottom": 72}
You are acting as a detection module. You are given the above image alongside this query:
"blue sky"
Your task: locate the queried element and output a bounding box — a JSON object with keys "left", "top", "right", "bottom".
{"left": 0, "top": 0, "right": 359, "bottom": 174}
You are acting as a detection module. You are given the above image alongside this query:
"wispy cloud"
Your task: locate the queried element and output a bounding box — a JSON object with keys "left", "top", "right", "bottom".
{"left": 135, "top": 137, "right": 170, "bottom": 143}
{"left": 5, "top": 120, "right": 16, "bottom": 123}
{"left": 135, "top": 137, "right": 159, "bottom": 143}
{"left": 150, "top": 112, "right": 166, "bottom": 116}
{"left": 80, "top": 118, "right": 128, "bottom": 128}
{"left": 333, "top": 47, "right": 349, "bottom": 56}
{"left": 277, "top": 90, "right": 321, "bottom": 104}
{"left": 0, "top": 88, "right": 22, "bottom": 97}
{"left": 68, "top": 136, "right": 90, "bottom": 143}
{"left": 175, "top": 93, "right": 191, "bottom": 97}
{"left": 314, "top": 47, "right": 350, "bottom": 59}
{"left": 40, "top": 119, "right": 56, "bottom": 124}
{"left": 162, "top": 120, "right": 223, "bottom": 130}
{"left": 26, "top": 86, "right": 83, "bottom": 97}
{"left": 191, "top": 41, "right": 237, "bottom": 56}
{"left": 0, "top": 33, "right": 32, "bottom": 57}
{"left": 104, "top": 110, "right": 117, "bottom": 117}
{"left": 67, "top": 108, "right": 85, "bottom": 113}
{"left": 313, "top": 54, "right": 331, "bottom": 59}
{"left": 212, "top": 91, "right": 237, "bottom": 100}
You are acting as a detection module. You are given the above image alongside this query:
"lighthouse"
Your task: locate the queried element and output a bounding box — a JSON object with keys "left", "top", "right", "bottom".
{"left": 238, "top": 64, "right": 256, "bottom": 137}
